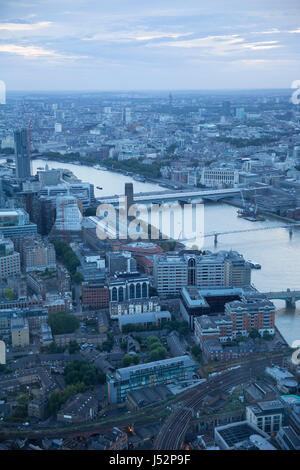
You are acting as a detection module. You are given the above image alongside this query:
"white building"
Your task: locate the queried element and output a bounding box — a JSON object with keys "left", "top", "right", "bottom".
{"left": 246, "top": 400, "right": 286, "bottom": 434}
{"left": 201, "top": 168, "right": 239, "bottom": 187}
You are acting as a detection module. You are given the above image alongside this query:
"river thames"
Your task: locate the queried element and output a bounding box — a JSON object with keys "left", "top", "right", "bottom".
{"left": 32, "top": 159, "right": 300, "bottom": 346}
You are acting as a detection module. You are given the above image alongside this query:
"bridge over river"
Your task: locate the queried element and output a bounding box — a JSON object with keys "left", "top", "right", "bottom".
{"left": 97, "top": 186, "right": 269, "bottom": 205}
{"left": 179, "top": 223, "right": 300, "bottom": 244}
{"left": 261, "top": 289, "right": 300, "bottom": 307}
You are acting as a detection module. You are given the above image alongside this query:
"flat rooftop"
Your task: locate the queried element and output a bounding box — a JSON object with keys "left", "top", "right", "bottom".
{"left": 114, "top": 355, "right": 197, "bottom": 380}
{"left": 217, "top": 421, "right": 267, "bottom": 448}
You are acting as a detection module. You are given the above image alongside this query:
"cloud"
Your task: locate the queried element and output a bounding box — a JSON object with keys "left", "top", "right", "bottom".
{"left": 0, "top": 0, "right": 299, "bottom": 90}
{"left": 0, "top": 43, "right": 87, "bottom": 59}
{"left": 149, "top": 34, "right": 282, "bottom": 56}
{"left": 251, "top": 28, "right": 281, "bottom": 34}
{"left": 83, "top": 30, "right": 193, "bottom": 43}
{"left": 240, "top": 41, "right": 281, "bottom": 50}
{"left": 0, "top": 21, "right": 52, "bottom": 31}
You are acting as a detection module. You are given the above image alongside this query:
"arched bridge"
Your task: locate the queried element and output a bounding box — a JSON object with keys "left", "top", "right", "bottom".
{"left": 262, "top": 289, "right": 300, "bottom": 308}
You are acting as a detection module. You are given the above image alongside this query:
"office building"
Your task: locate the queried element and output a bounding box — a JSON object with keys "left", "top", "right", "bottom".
{"left": 276, "top": 426, "right": 300, "bottom": 450}
{"left": 222, "top": 100, "right": 231, "bottom": 117}
{"left": 108, "top": 275, "right": 150, "bottom": 302}
{"left": 107, "top": 355, "right": 198, "bottom": 403}
{"left": 224, "top": 293, "right": 276, "bottom": 337}
{"left": 246, "top": 400, "right": 286, "bottom": 434}
{"left": 194, "top": 294, "right": 276, "bottom": 342}
{"left": 200, "top": 168, "right": 239, "bottom": 188}
{"left": 214, "top": 420, "right": 274, "bottom": 450}
{"left": 106, "top": 251, "right": 137, "bottom": 275}
{"left": 118, "top": 310, "right": 171, "bottom": 332}
{"left": 20, "top": 236, "right": 56, "bottom": 272}
{"left": 153, "top": 251, "right": 251, "bottom": 296}
{"left": 39, "top": 181, "right": 95, "bottom": 209}
{"left": 11, "top": 316, "right": 30, "bottom": 347}
{"left": 109, "top": 296, "right": 161, "bottom": 319}
{"left": 0, "top": 209, "right": 37, "bottom": 238}
{"left": 0, "top": 235, "right": 20, "bottom": 279}
{"left": 54, "top": 195, "right": 82, "bottom": 233}
{"left": 235, "top": 107, "right": 245, "bottom": 120}
{"left": 81, "top": 282, "right": 109, "bottom": 309}
{"left": 14, "top": 129, "right": 31, "bottom": 179}
{"left": 123, "top": 107, "right": 132, "bottom": 125}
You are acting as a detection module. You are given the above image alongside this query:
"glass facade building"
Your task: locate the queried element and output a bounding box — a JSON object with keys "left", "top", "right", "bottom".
{"left": 107, "top": 355, "right": 198, "bottom": 403}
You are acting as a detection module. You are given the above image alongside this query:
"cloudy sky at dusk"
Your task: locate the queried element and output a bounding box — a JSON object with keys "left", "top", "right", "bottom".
{"left": 0, "top": 0, "right": 300, "bottom": 91}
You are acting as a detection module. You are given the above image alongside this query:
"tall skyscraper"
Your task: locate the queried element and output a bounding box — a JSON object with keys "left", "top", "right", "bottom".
{"left": 222, "top": 100, "right": 231, "bottom": 117}
{"left": 123, "top": 107, "right": 131, "bottom": 125}
{"left": 14, "top": 128, "right": 31, "bottom": 179}
{"left": 235, "top": 107, "right": 245, "bottom": 120}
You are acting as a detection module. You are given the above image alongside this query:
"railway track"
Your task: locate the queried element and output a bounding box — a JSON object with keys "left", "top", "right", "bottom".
{"left": 154, "top": 356, "right": 283, "bottom": 450}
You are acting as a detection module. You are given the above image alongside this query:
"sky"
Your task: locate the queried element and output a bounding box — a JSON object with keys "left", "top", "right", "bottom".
{"left": 0, "top": 0, "right": 300, "bottom": 91}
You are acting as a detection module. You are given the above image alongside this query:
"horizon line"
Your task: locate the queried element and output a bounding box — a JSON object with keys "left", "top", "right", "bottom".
{"left": 5, "top": 87, "right": 293, "bottom": 93}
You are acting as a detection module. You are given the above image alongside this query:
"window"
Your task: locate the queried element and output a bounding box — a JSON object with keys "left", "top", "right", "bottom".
{"left": 136, "top": 283, "right": 141, "bottom": 299}
{"left": 142, "top": 282, "right": 148, "bottom": 298}
{"left": 129, "top": 284, "right": 135, "bottom": 299}
{"left": 111, "top": 287, "right": 118, "bottom": 301}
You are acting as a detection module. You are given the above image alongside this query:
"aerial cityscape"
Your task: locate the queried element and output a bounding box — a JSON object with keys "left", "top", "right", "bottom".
{"left": 0, "top": 0, "right": 300, "bottom": 456}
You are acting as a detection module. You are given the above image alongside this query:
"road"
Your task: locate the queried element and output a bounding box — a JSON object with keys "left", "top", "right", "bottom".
{"left": 154, "top": 355, "right": 284, "bottom": 450}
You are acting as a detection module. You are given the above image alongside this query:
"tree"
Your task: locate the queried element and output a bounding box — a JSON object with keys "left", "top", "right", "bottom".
{"left": 51, "top": 239, "right": 80, "bottom": 276}
{"left": 132, "top": 355, "right": 140, "bottom": 365}
{"left": 0, "top": 364, "right": 12, "bottom": 374}
{"left": 149, "top": 341, "right": 162, "bottom": 352}
{"left": 48, "top": 390, "right": 63, "bottom": 415}
{"left": 150, "top": 349, "right": 161, "bottom": 361}
{"left": 63, "top": 360, "right": 105, "bottom": 387}
{"left": 68, "top": 340, "right": 80, "bottom": 354}
{"left": 249, "top": 329, "right": 260, "bottom": 339}
{"left": 165, "top": 320, "right": 189, "bottom": 338}
{"left": 147, "top": 336, "right": 161, "bottom": 347}
{"left": 262, "top": 331, "right": 275, "bottom": 341}
{"left": 3, "top": 288, "right": 14, "bottom": 300}
{"left": 149, "top": 339, "right": 167, "bottom": 360}
{"left": 73, "top": 271, "right": 83, "bottom": 284}
{"left": 191, "top": 345, "right": 202, "bottom": 362}
{"left": 122, "top": 354, "right": 133, "bottom": 367}
{"left": 47, "top": 311, "right": 80, "bottom": 335}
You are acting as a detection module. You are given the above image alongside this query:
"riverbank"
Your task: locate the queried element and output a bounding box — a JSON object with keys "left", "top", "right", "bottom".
{"left": 223, "top": 197, "right": 298, "bottom": 224}
{"left": 31, "top": 154, "right": 184, "bottom": 190}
